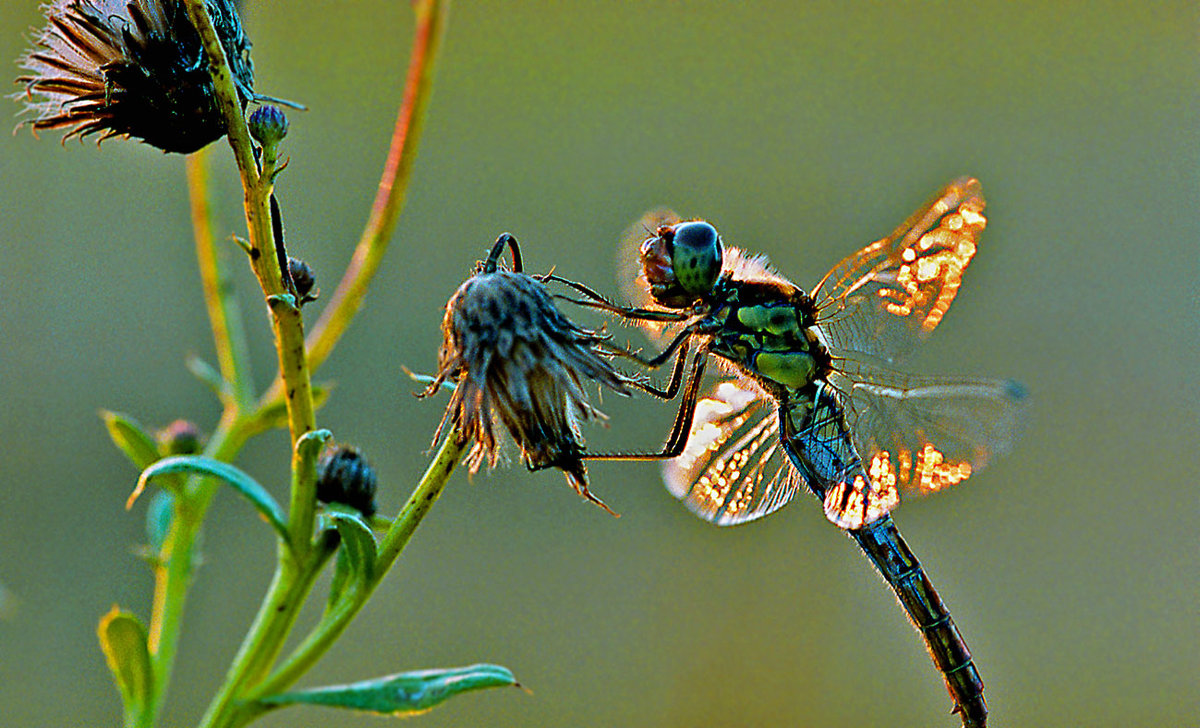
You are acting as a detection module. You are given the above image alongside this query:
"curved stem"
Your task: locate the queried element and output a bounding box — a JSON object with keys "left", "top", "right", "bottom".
{"left": 248, "top": 433, "right": 464, "bottom": 701}
{"left": 187, "top": 149, "right": 254, "bottom": 408}
{"left": 264, "top": 0, "right": 449, "bottom": 401}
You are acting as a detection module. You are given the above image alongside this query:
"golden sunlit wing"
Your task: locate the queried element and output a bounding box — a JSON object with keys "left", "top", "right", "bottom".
{"left": 811, "top": 177, "right": 986, "bottom": 364}
{"left": 663, "top": 381, "right": 803, "bottom": 526}
{"left": 827, "top": 361, "right": 1027, "bottom": 498}
{"left": 782, "top": 383, "right": 899, "bottom": 530}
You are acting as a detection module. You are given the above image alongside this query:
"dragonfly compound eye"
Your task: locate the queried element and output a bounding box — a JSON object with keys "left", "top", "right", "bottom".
{"left": 669, "top": 221, "right": 723, "bottom": 296}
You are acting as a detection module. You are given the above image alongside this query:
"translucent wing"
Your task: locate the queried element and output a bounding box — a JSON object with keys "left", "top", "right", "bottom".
{"left": 663, "top": 380, "right": 803, "bottom": 526}
{"left": 828, "top": 361, "right": 1027, "bottom": 498}
{"left": 781, "top": 383, "right": 899, "bottom": 530}
{"left": 812, "top": 177, "right": 986, "bottom": 364}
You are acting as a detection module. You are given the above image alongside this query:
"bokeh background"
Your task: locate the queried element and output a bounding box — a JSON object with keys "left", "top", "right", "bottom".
{"left": 2, "top": 2, "right": 1196, "bottom": 726}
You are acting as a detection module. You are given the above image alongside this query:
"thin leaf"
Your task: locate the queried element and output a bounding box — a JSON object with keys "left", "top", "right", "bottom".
{"left": 258, "top": 664, "right": 520, "bottom": 715}
{"left": 321, "top": 508, "right": 377, "bottom": 609}
{"left": 97, "top": 607, "right": 153, "bottom": 720}
{"left": 145, "top": 490, "right": 176, "bottom": 554}
{"left": 186, "top": 354, "right": 231, "bottom": 401}
{"left": 101, "top": 411, "right": 160, "bottom": 471}
{"left": 129, "top": 456, "right": 289, "bottom": 546}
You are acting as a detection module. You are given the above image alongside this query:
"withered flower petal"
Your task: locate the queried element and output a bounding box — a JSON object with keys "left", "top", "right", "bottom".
{"left": 424, "top": 234, "right": 635, "bottom": 515}
{"left": 14, "top": 0, "right": 255, "bottom": 153}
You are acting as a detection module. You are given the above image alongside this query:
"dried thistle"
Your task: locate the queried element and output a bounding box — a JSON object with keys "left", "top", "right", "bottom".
{"left": 424, "top": 233, "right": 635, "bottom": 515}
{"left": 14, "top": 0, "right": 256, "bottom": 153}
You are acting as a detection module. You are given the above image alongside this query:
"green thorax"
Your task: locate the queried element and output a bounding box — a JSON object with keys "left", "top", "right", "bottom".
{"left": 705, "top": 279, "right": 828, "bottom": 391}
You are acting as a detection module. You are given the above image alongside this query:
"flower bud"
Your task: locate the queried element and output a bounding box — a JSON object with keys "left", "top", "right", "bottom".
{"left": 287, "top": 257, "right": 317, "bottom": 303}
{"left": 316, "top": 446, "right": 378, "bottom": 518}
{"left": 157, "top": 420, "right": 204, "bottom": 456}
{"left": 249, "top": 105, "right": 289, "bottom": 146}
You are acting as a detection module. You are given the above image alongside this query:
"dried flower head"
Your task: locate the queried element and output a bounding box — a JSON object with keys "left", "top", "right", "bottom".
{"left": 424, "top": 233, "right": 635, "bottom": 515}
{"left": 14, "top": 0, "right": 255, "bottom": 153}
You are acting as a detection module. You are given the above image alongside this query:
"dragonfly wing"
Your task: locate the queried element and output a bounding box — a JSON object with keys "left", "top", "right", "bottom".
{"left": 663, "top": 380, "right": 803, "bottom": 526}
{"left": 812, "top": 177, "right": 986, "bottom": 364}
{"left": 782, "top": 383, "right": 899, "bottom": 530}
{"left": 829, "top": 361, "right": 1028, "bottom": 497}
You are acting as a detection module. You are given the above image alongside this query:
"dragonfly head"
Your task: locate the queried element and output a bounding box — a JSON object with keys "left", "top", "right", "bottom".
{"left": 638, "top": 220, "right": 724, "bottom": 308}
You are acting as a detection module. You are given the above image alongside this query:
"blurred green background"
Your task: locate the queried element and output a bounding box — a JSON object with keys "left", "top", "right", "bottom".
{"left": 2, "top": 1, "right": 1196, "bottom": 726}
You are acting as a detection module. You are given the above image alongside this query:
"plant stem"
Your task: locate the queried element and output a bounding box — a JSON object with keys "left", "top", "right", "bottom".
{"left": 183, "top": 0, "right": 318, "bottom": 523}
{"left": 248, "top": 433, "right": 465, "bottom": 701}
{"left": 156, "top": 4, "right": 449, "bottom": 726}
{"left": 264, "top": 0, "right": 449, "bottom": 397}
{"left": 187, "top": 149, "right": 254, "bottom": 409}
{"left": 144, "top": 409, "right": 248, "bottom": 727}
{"left": 195, "top": 545, "right": 330, "bottom": 728}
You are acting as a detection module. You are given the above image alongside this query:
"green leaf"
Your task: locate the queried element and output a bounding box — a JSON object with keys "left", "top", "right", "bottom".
{"left": 186, "top": 354, "right": 231, "bottom": 402}
{"left": 259, "top": 664, "right": 520, "bottom": 715}
{"left": 145, "top": 490, "right": 176, "bottom": 554}
{"left": 321, "top": 508, "right": 377, "bottom": 609}
{"left": 101, "top": 411, "right": 161, "bottom": 471}
{"left": 97, "top": 607, "right": 153, "bottom": 721}
{"left": 129, "top": 456, "right": 290, "bottom": 547}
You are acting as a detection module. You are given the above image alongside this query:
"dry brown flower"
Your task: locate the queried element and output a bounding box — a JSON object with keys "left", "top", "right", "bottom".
{"left": 14, "top": 0, "right": 255, "bottom": 153}
{"left": 424, "top": 234, "right": 635, "bottom": 515}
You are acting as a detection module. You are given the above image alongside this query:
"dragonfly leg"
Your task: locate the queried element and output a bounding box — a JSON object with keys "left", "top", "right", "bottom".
{"left": 600, "top": 327, "right": 693, "bottom": 370}
{"left": 543, "top": 273, "right": 691, "bottom": 323}
{"left": 606, "top": 333, "right": 692, "bottom": 399}
{"left": 584, "top": 348, "right": 708, "bottom": 461}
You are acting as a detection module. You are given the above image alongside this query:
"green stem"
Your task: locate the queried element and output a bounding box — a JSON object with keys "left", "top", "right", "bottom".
{"left": 187, "top": 149, "right": 254, "bottom": 408}
{"left": 144, "top": 410, "right": 248, "bottom": 727}
{"left": 195, "top": 541, "right": 334, "bottom": 728}
{"left": 181, "top": 4, "right": 324, "bottom": 727}
{"left": 183, "top": 0, "right": 318, "bottom": 527}
{"left": 159, "top": 4, "right": 449, "bottom": 727}
{"left": 182, "top": 0, "right": 318, "bottom": 455}
{"left": 248, "top": 433, "right": 465, "bottom": 701}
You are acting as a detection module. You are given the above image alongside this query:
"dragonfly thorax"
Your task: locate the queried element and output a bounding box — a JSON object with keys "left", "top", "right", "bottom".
{"left": 706, "top": 281, "right": 828, "bottom": 391}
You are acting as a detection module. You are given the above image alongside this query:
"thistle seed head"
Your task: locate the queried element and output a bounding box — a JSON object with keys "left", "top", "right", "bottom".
{"left": 14, "top": 0, "right": 256, "bottom": 153}
{"left": 424, "top": 235, "right": 635, "bottom": 515}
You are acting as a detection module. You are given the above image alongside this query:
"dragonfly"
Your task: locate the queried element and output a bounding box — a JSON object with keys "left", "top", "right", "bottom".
{"left": 549, "top": 177, "right": 1024, "bottom": 728}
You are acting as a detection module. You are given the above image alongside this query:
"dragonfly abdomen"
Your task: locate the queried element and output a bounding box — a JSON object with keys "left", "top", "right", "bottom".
{"left": 853, "top": 515, "right": 987, "bottom": 728}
